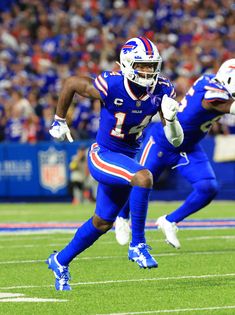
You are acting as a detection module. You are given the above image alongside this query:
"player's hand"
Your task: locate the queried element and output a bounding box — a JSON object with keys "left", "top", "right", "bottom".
{"left": 161, "top": 94, "right": 179, "bottom": 121}
{"left": 49, "top": 118, "right": 73, "bottom": 142}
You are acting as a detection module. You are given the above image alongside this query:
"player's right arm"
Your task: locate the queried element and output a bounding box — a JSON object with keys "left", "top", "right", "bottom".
{"left": 55, "top": 76, "right": 102, "bottom": 118}
{"left": 49, "top": 76, "right": 102, "bottom": 142}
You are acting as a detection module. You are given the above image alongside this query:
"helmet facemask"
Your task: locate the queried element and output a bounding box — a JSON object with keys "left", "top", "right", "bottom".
{"left": 118, "top": 37, "right": 162, "bottom": 88}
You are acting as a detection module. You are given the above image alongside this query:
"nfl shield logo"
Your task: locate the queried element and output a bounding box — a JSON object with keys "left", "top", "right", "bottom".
{"left": 39, "top": 147, "right": 67, "bottom": 192}
{"left": 136, "top": 100, "right": 141, "bottom": 107}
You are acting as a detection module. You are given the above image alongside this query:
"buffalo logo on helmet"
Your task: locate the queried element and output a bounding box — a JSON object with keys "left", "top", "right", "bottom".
{"left": 122, "top": 40, "right": 138, "bottom": 54}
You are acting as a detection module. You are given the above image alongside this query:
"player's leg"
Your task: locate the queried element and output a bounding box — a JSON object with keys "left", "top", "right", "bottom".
{"left": 127, "top": 137, "right": 175, "bottom": 268}
{"left": 128, "top": 168, "right": 159, "bottom": 268}
{"left": 115, "top": 198, "right": 131, "bottom": 246}
{"left": 116, "top": 135, "right": 169, "bottom": 246}
{"left": 46, "top": 143, "right": 156, "bottom": 289}
{"left": 89, "top": 143, "right": 158, "bottom": 268}
{"left": 167, "top": 145, "right": 218, "bottom": 222}
{"left": 46, "top": 182, "right": 130, "bottom": 291}
{"left": 157, "top": 145, "right": 218, "bottom": 248}
{"left": 46, "top": 145, "right": 133, "bottom": 290}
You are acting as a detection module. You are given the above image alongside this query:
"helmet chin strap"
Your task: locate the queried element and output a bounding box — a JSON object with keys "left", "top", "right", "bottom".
{"left": 130, "top": 73, "right": 136, "bottom": 80}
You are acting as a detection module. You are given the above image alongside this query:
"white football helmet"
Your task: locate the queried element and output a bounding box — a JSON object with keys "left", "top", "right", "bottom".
{"left": 119, "top": 37, "right": 162, "bottom": 88}
{"left": 215, "top": 58, "right": 235, "bottom": 99}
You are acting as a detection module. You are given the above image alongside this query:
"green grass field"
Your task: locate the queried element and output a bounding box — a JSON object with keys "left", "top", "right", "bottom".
{"left": 0, "top": 201, "right": 234, "bottom": 315}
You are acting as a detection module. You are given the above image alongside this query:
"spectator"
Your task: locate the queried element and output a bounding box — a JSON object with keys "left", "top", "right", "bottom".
{"left": 86, "top": 99, "right": 100, "bottom": 140}
{"left": 10, "top": 90, "right": 33, "bottom": 119}
{"left": 38, "top": 104, "right": 54, "bottom": 141}
{"left": 5, "top": 104, "right": 25, "bottom": 142}
{"left": 0, "top": 0, "right": 234, "bottom": 143}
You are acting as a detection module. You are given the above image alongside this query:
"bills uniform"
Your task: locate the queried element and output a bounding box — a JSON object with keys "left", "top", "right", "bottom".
{"left": 133, "top": 74, "right": 229, "bottom": 222}
{"left": 48, "top": 37, "right": 173, "bottom": 281}
{"left": 87, "top": 72, "right": 175, "bottom": 221}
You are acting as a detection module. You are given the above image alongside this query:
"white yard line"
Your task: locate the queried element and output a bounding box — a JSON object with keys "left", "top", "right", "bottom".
{"left": 0, "top": 249, "right": 234, "bottom": 265}
{"left": 181, "top": 235, "right": 235, "bottom": 241}
{"left": 0, "top": 273, "right": 234, "bottom": 291}
{"left": 0, "top": 297, "right": 67, "bottom": 302}
{"left": 0, "top": 292, "right": 67, "bottom": 303}
{"left": 0, "top": 243, "right": 66, "bottom": 249}
{"left": 0, "top": 230, "right": 76, "bottom": 236}
{"left": 0, "top": 222, "right": 235, "bottom": 237}
{"left": 96, "top": 305, "right": 235, "bottom": 315}
{"left": 0, "top": 293, "right": 24, "bottom": 298}
{"left": 0, "top": 234, "right": 234, "bottom": 246}
{"left": 0, "top": 235, "right": 71, "bottom": 241}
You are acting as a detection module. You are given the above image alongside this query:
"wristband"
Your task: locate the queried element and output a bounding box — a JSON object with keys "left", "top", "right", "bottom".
{"left": 163, "top": 119, "right": 184, "bottom": 147}
{"left": 55, "top": 114, "right": 66, "bottom": 121}
{"left": 164, "top": 117, "right": 175, "bottom": 123}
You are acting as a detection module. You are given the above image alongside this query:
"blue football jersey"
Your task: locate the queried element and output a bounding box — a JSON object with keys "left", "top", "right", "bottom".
{"left": 151, "top": 73, "right": 230, "bottom": 151}
{"left": 93, "top": 71, "right": 174, "bottom": 156}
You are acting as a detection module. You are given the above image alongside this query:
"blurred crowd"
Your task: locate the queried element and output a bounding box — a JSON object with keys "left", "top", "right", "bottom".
{"left": 0, "top": 0, "right": 234, "bottom": 143}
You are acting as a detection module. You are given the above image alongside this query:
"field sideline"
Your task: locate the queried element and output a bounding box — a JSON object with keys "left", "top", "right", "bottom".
{"left": 0, "top": 201, "right": 234, "bottom": 315}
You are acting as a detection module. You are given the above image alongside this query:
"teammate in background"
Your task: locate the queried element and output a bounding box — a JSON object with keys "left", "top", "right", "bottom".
{"left": 46, "top": 37, "right": 184, "bottom": 290}
{"left": 115, "top": 59, "right": 235, "bottom": 249}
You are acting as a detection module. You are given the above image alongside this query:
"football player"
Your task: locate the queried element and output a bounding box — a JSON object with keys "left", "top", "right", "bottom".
{"left": 46, "top": 36, "right": 183, "bottom": 290}
{"left": 115, "top": 58, "right": 235, "bottom": 249}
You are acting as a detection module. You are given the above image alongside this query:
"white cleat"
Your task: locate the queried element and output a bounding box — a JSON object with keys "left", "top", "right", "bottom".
{"left": 115, "top": 216, "right": 131, "bottom": 246}
{"left": 156, "top": 215, "right": 181, "bottom": 249}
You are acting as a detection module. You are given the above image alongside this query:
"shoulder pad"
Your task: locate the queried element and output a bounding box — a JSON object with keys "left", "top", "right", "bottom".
{"left": 204, "top": 89, "right": 230, "bottom": 102}
{"left": 94, "top": 72, "right": 109, "bottom": 97}
{"left": 204, "top": 77, "right": 230, "bottom": 102}
{"left": 158, "top": 76, "right": 176, "bottom": 98}
{"left": 158, "top": 75, "right": 171, "bottom": 84}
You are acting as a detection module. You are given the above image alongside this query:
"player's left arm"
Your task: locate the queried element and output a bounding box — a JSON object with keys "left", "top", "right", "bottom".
{"left": 148, "top": 79, "right": 184, "bottom": 147}
{"left": 159, "top": 79, "right": 184, "bottom": 147}
{"left": 161, "top": 94, "right": 184, "bottom": 147}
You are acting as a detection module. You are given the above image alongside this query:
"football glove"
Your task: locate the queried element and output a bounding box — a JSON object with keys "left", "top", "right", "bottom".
{"left": 49, "top": 118, "right": 73, "bottom": 142}
{"left": 161, "top": 94, "right": 179, "bottom": 121}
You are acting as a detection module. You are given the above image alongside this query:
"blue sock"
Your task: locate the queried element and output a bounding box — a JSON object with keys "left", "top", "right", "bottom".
{"left": 118, "top": 198, "right": 130, "bottom": 220}
{"left": 167, "top": 179, "right": 218, "bottom": 223}
{"left": 57, "top": 217, "right": 104, "bottom": 266}
{"left": 130, "top": 186, "right": 151, "bottom": 246}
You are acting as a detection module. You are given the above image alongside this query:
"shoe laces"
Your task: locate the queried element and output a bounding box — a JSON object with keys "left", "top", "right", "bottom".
{"left": 137, "top": 243, "right": 153, "bottom": 259}
{"left": 58, "top": 265, "right": 71, "bottom": 282}
{"left": 52, "top": 251, "right": 71, "bottom": 282}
